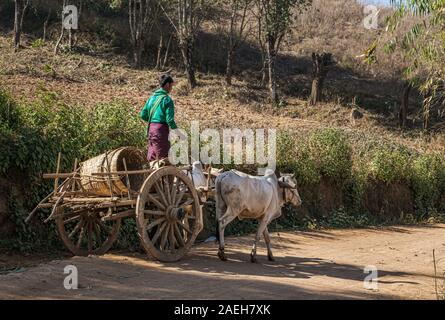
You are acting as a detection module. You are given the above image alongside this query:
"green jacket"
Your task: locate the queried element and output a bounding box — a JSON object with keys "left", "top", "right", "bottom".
{"left": 140, "top": 88, "right": 178, "bottom": 129}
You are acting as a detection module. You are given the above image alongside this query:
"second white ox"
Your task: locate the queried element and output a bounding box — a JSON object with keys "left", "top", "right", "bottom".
{"left": 215, "top": 169, "right": 302, "bottom": 263}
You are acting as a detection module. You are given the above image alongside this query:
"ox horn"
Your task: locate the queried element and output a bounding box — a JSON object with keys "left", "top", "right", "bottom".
{"left": 278, "top": 181, "right": 294, "bottom": 189}
{"left": 275, "top": 169, "right": 281, "bottom": 178}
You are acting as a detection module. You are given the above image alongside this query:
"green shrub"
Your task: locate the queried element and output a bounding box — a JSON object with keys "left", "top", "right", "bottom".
{"left": 83, "top": 101, "right": 146, "bottom": 158}
{"left": 320, "top": 207, "right": 375, "bottom": 229}
{"left": 0, "top": 87, "right": 147, "bottom": 252}
{"left": 0, "top": 88, "right": 21, "bottom": 131}
{"left": 31, "top": 38, "right": 45, "bottom": 48}
{"left": 0, "top": 89, "right": 23, "bottom": 173}
{"left": 42, "top": 64, "right": 56, "bottom": 77}
{"left": 277, "top": 132, "right": 297, "bottom": 171}
{"left": 307, "top": 128, "right": 353, "bottom": 183}
{"left": 277, "top": 132, "right": 320, "bottom": 185}
{"left": 411, "top": 154, "right": 445, "bottom": 214}
{"left": 277, "top": 129, "right": 353, "bottom": 185}
{"left": 342, "top": 173, "right": 366, "bottom": 215}
{"left": 367, "top": 146, "right": 412, "bottom": 184}
{"left": 295, "top": 143, "right": 321, "bottom": 185}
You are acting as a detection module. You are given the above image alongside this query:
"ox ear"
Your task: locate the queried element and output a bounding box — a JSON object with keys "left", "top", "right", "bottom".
{"left": 278, "top": 181, "right": 293, "bottom": 189}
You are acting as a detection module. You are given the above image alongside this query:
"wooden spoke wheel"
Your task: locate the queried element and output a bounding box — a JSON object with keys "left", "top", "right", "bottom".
{"left": 55, "top": 202, "right": 122, "bottom": 257}
{"left": 136, "top": 166, "right": 203, "bottom": 262}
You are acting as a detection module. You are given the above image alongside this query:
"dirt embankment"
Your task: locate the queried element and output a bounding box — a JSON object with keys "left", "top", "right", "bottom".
{"left": 1, "top": 224, "right": 444, "bottom": 300}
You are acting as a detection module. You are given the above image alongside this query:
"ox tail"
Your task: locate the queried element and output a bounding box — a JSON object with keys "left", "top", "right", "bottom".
{"left": 214, "top": 174, "right": 225, "bottom": 244}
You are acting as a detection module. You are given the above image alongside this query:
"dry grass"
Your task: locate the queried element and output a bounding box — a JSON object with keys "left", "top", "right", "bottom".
{"left": 0, "top": 0, "right": 444, "bottom": 155}
{"left": 290, "top": 0, "right": 411, "bottom": 78}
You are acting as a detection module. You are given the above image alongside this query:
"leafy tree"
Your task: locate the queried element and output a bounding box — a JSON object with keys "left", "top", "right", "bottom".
{"left": 256, "top": 0, "right": 311, "bottom": 103}
{"left": 13, "top": 0, "right": 31, "bottom": 51}
{"left": 54, "top": 0, "right": 82, "bottom": 54}
{"left": 111, "top": 0, "right": 162, "bottom": 69}
{"left": 386, "top": 0, "right": 445, "bottom": 130}
{"left": 309, "top": 52, "right": 334, "bottom": 106}
{"left": 130, "top": 0, "right": 161, "bottom": 69}
{"left": 224, "top": 0, "right": 252, "bottom": 86}
{"left": 160, "top": 0, "right": 210, "bottom": 89}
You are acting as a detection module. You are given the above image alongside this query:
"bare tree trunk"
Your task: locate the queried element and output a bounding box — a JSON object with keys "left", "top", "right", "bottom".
{"left": 226, "top": 5, "right": 236, "bottom": 86}
{"left": 181, "top": 41, "right": 197, "bottom": 88}
{"left": 128, "top": 0, "right": 138, "bottom": 68}
{"left": 309, "top": 52, "right": 333, "bottom": 106}
{"left": 423, "top": 101, "right": 430, "bottom": 130}
{"left": 162, "top": 33, "right": 172, "bottom": 69}
{"left": 156, "top": 32, "right": 163, "bottom": 69}
{"left": 43, "top": 8, "right": 51, "bottom": 43}
{"left": 423, "top": 109, "right": 430, "bottom": 130}
{"left": 261, "top": 52, "right": 268, "bottom": 87}
{"left": 226, "top": 49, "right": 235, "bottom": 86}
{"left": 68, "top": 0, "right": 77, "bottom": 52}
{"left": 160, "top": 0, "right": 202, "bottom": 87}
{"left": 133, "top": 41, "right": 143, "bottom": 69}
{"left": 266, "top": 38, "right": 278, "bottom": 103}
{"left": 68, "top": 28, "right": 73, "bottom": 50}
{"left": 66, "top": 0, "right": 80, "bottom": 51}
{"left": 256, "top": 8, "right": 267, "bottom": 87}
{"left": 54, "top": 0, "right": 67, "bottom": 55}
{"left": 128, "top": 0, "right": 158, "bottom": 69}
{"left": 399, "top": 82, "right": 412, "bottom": 128}
{"left": 13, "top": 0, "right": 24, "bottom": 52}
{"left": 310, "top": 78, "right": 323, "bottom": 106}
{"left": 75, "top": 0, "right": 82, "bottom": 46}
{"left": 20, "top": 0, "right": 30, "bottom": 32}
{"left": 54, "top": 25, "right": 64, "bottom": 54}
{"left": 129, "top": 0, "right": 143, "bottom": 69}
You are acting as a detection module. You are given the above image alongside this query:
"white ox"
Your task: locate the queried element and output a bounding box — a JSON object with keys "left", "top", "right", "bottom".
{"left": 188, "top": 161, "right": 207, "bottom": 189}
{"left": 215, "top": 169, "right": 302, "bottom": 263}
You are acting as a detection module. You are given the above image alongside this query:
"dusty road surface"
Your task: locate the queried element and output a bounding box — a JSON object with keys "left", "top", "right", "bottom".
{"left": 1, "top": 225, "right": 445, "bottom": 300}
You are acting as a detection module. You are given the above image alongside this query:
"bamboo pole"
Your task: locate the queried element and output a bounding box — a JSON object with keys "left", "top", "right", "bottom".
{"left": 95, "top": 199, "right": 136, "bottom": 209}
{"left": 71, "top": 158, "right": 78, "bottom": 197}
{"left": 206, "top": 165, "right": 211, "bottom": 190}
{"left": 35, "top": 203, "right": 54, "bottom": 209}
{"left": 60, "top": 197, "right": 120, "bottom": 203}
{"left": 101, "top": 209, "right": 135, "bottom": 222}
{"left": 91, "top": 169, "right": 154, "bottom": 176}
{"left": 122, "top": 158, "right": 132, "bottom": 201}
{"left": 104, "top": 151, "right": 114, "bottom": 201}
{"left": 25, "top": 177, "right": 71, "bottom": 223}
{"left": 44, "top": 191, "right": 67, "bottom": 223}
{"left": 54, "top": 152, "right": 62, "bottom": 195}
{"left": 25, "top": 192, "right": 55, "bottom": 223}
{"left": 43, "top": 173, "right": 78, "bottom": 179}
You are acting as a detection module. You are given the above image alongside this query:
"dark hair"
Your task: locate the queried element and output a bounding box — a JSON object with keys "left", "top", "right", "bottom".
{"left": 159, "top": 74, "right": 174, "bottom": 87}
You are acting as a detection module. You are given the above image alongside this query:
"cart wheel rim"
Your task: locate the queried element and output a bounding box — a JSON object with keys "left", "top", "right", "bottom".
{"left": 56, "top": 207, "right": 122, "bottom": 257}
{"left": 136, "top": 166, "right": 203, "bottom": 262}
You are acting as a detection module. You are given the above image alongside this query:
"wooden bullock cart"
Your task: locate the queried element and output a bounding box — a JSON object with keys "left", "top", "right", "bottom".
{"left": 26, "top": 147, "right": 219, "bottom": 262}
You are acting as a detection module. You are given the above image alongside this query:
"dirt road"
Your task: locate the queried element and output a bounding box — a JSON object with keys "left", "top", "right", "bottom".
{"left": 1, "top": 225, "right": 445, "bottom": 300}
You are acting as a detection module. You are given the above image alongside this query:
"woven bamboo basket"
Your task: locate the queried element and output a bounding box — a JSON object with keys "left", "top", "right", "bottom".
{"left": 80, "top": 147, "right": 147, "bottom": 196}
